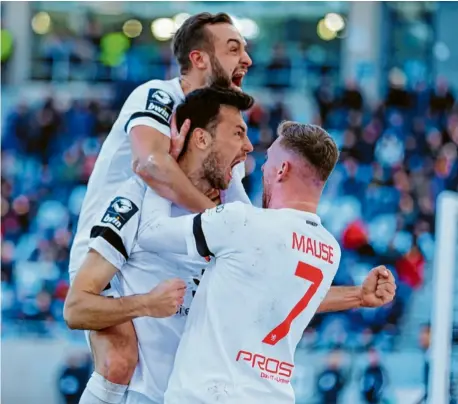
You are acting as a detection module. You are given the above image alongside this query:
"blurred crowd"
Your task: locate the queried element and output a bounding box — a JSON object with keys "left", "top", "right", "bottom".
{"left": 1, "top": 72, "right": 457, "bottom": 359}
{"left": 303, "top": 74, "right": 457, "bottom": 351}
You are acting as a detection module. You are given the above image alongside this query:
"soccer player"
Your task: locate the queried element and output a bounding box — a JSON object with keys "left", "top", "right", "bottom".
{"left": 65, "top": 88, "right": 396, "bottom": 404}
{"left": 66, "top": 86, "right": 256, "bottom": 404}
{"left": 132, "top": 122, "right": 397, "bottom": 403}
{"left": 67, "top": 12, "right": 252, "bottom": 403}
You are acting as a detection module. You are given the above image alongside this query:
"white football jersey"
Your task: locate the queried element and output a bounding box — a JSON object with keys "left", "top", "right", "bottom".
{"left": 88, "top": 175, "right": 249, "bottom": 403}
{"left": 137, "top": 198, "right": 342, "bottom": 404}
{"left": 69, "top": 77, "right": 185, "bottom": 278}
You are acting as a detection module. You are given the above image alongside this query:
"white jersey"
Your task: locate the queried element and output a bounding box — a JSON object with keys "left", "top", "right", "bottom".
{"left": 137, "top": 197, "right": 342, "bottom": 404}
{"left": 88, "top": 175, "right": 249, "bottom": 403}
{"left": 69, "top": 77, "right": 185, "bottom": 278}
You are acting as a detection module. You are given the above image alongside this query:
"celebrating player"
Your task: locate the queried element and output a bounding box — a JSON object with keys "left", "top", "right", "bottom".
{"left": 68, "top": 12, "right": 253, "bottom": 403}
{"left": 65, "top": 87, "right": 396, "bottom": 404}
{"left": 133, "top": 121, "right": 396, "bottom": 404}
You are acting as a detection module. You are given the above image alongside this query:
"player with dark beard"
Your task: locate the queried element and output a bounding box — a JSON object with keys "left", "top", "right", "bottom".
{"left": 67, "top": 13, "right": 253, "bottom": 404}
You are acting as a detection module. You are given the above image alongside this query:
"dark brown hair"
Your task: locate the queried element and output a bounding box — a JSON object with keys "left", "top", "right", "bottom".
{"left": 278, "top": 121, "right": 339, "bottom": 182}
{"left": 176, "top": 85, "right": 254, "bottom": 158}
{"left": 172, "top": 12, "right": 233, "bottom": 74}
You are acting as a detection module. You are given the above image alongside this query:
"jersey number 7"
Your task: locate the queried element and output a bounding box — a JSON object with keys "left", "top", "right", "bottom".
{"left": 262, "top": 262, "right": 324, "bottom": 346}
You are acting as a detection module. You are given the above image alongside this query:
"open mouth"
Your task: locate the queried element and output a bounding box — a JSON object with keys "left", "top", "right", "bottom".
{"left": 231, "top": 71, "right": 246, "bottom": 89}
{"left": 231, "top": 157, "right": 245, "bottom": 170}
{"left": 225, "top": 157, "right": 245, "bottom": 183}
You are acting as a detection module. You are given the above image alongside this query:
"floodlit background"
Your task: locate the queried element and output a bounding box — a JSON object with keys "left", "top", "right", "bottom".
{"left": 1, "top": 2, "right": 458, "bottom": 403}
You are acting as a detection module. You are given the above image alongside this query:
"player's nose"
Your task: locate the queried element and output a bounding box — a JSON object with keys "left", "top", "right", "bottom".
{"left": 241, "top": 51, "right": 252, "bottom": 68}
{"left": 243, "top": 136, "right": 254, "bottom": 153}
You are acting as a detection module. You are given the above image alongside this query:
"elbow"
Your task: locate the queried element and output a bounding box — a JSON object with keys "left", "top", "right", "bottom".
{"left": 134, "top": 153, "right": 173, "bottom": 184}
{"left": 63, "top": 295, "right": 83, "bottom": 330}
{"left": 134, "top": 154, "right": 161, "bottom": 179}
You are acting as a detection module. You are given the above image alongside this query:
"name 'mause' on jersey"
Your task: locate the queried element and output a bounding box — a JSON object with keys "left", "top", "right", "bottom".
{"left": 136, "top": 195, "right": 342, "bottom": 404}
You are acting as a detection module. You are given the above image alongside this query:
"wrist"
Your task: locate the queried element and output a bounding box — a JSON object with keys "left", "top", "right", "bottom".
{"left": 136, "top": 294, "right": 152, "bottom": 317}
{"left": 355, "top": 286, "right": 365, "bottom": 308}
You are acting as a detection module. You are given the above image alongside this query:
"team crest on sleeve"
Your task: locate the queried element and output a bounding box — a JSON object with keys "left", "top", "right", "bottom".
{"left": 145, "top": 88, "right": 175, "bottom": 126}
{"left": 101, "top": 197, "right": 139, "bottom": 230}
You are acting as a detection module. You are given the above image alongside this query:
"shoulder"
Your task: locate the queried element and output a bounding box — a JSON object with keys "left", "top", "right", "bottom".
{"left": 319, "top": 224, "right": 341, "bottom": 260}
{"left": 202, "top": 201, "right": 250, "bottom": 230}
{"left": 130, "top": 78, "right": 180, "bottom": 104}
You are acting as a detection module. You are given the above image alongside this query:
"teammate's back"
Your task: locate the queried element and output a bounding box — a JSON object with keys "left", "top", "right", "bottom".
{"left": 164, "top": 202, "right": 341, "bottom": 404}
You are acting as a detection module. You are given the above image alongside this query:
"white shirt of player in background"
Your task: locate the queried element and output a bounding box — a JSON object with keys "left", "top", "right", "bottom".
{"left": 87, "top": 174, "right": 250, "bottom": 403}
{"left": 69, "top": 77, "right": 249, "bottom": 280}
{"left": 69, "top": 78, "right": 185, "bottom": 279}
{"left": 136, "top": 194, "right": 342, "bottom": 404}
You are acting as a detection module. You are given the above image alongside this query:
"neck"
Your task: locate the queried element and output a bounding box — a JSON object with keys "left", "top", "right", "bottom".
{"left": 178, "top": 153, "right": 212, "bottom": 195}
{"left": 180, "top": 72, "right": 207, "bottom": 96}
{"left": 268, "top": 183, "right": 321, "bottom": 214}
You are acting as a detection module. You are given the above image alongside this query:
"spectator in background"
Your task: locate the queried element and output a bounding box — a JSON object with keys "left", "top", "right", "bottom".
{"left": 8, "top": 102, "right": 31, "bottom": 154}
{"left": 429, "top": 77, "right": 455, "bottom": 116}
{"left": 316, "top": 349, "right": 347, "bottom": 404}
{"left": 265, "top": 43, "right": 291, "bottom": 91}
{"left": 384, "top": 68, "right": 411, "bottom": 110}
{"left": 36, "top": 97, "right": 62, "bottom": 164}
{"left": 268, "top": 96, "right": 292, "bottom": 139}
{"left": 314, "top": 75, "right": 335, "bottom": 126}
{"left": 340, "top": 79, "right": 364, "bottom": 112}
{"left": 360, "top": 348, "right": 388, "bottom": 404}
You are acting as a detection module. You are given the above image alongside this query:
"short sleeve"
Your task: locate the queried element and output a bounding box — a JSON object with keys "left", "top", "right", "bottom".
{"left": 123, "top": 81, "right": 176, "bottom": 138}
{"left": 88, "top": 177, "right": 146, "bottom": 270}
{"left": 191, "top": 202, "right": 248, "bottom": 258}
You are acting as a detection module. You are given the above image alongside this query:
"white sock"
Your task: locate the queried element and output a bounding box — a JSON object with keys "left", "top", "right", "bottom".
{"left": 79, "top": 372, "right": 128, "bottom": 404}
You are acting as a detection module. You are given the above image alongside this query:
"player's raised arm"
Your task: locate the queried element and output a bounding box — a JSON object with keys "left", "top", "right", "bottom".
{"left": 126, "top": 85, "right": 215, "bottom": 213}
{"left": 317, "top": 266, "right": 396, "bottom": 313}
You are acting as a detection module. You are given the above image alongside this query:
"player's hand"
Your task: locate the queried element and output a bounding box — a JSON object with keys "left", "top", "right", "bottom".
{"left": 170, "top": 115, "right": 191, "bottom": 160}
{"left": 206, "top": 188, "right": 221, "bottom": 204}
{"left": 145, "top": 278, "right": 186, "bottom": 317}
{"left": 360, "top": 266, "right": 396, "bottom": 308}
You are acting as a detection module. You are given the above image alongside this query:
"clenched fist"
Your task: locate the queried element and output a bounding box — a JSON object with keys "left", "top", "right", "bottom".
{"left": 361, "top": 266, "right": 396, "bottom": 308}
{"left": 145, "top": 278, "right": 187, "bottom": 317}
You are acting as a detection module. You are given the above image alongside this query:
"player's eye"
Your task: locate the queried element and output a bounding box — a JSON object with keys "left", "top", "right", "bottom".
{"left": 235, "top": 131, "right": 243, "bottom": 137}
{"left": 230, "top": 47, "right": 239, "bottom": 54}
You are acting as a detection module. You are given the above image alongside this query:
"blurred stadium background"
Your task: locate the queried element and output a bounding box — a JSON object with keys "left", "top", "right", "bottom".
{"left": 1, "top": 1, "right": 458, "bottom": 403}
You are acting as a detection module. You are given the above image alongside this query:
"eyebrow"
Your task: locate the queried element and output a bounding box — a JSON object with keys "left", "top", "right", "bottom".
{"left": 236, "top": 124, "right": 246, "bottom": 133}
{"left": 227, "top": 38, "right": 247, "bottom": 47}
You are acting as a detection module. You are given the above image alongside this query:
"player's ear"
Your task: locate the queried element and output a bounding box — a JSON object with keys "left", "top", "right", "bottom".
{"left": 189, "top": 50, "right": 209, "bottom": 71}
{"left": 276, "top": 161, "right": 290, "bottom": 182}
{"left": 192, "top": 128, "right": 213, "bottom": 151}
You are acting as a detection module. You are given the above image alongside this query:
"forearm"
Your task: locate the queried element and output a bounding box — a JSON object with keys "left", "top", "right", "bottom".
{"left": 64, "top": 291, "right": 148, "bottom": 330}
{"left": 317, "top": 286, "right": 362, "bottom": 313}
{"left": 135, "top": 154, "right": 215, "bottom": 212}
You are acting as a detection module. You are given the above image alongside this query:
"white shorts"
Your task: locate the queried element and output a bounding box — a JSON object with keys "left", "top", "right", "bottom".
{"left": 122, "top": 390, "right": 159, "bottom": 404}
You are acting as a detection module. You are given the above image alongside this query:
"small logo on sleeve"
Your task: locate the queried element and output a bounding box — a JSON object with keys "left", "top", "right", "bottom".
{"left": 145, "top": 88, "right": 175, "bottom": 126}
{"left": 101, "top": 197, "right": 139, "bottom": 230}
